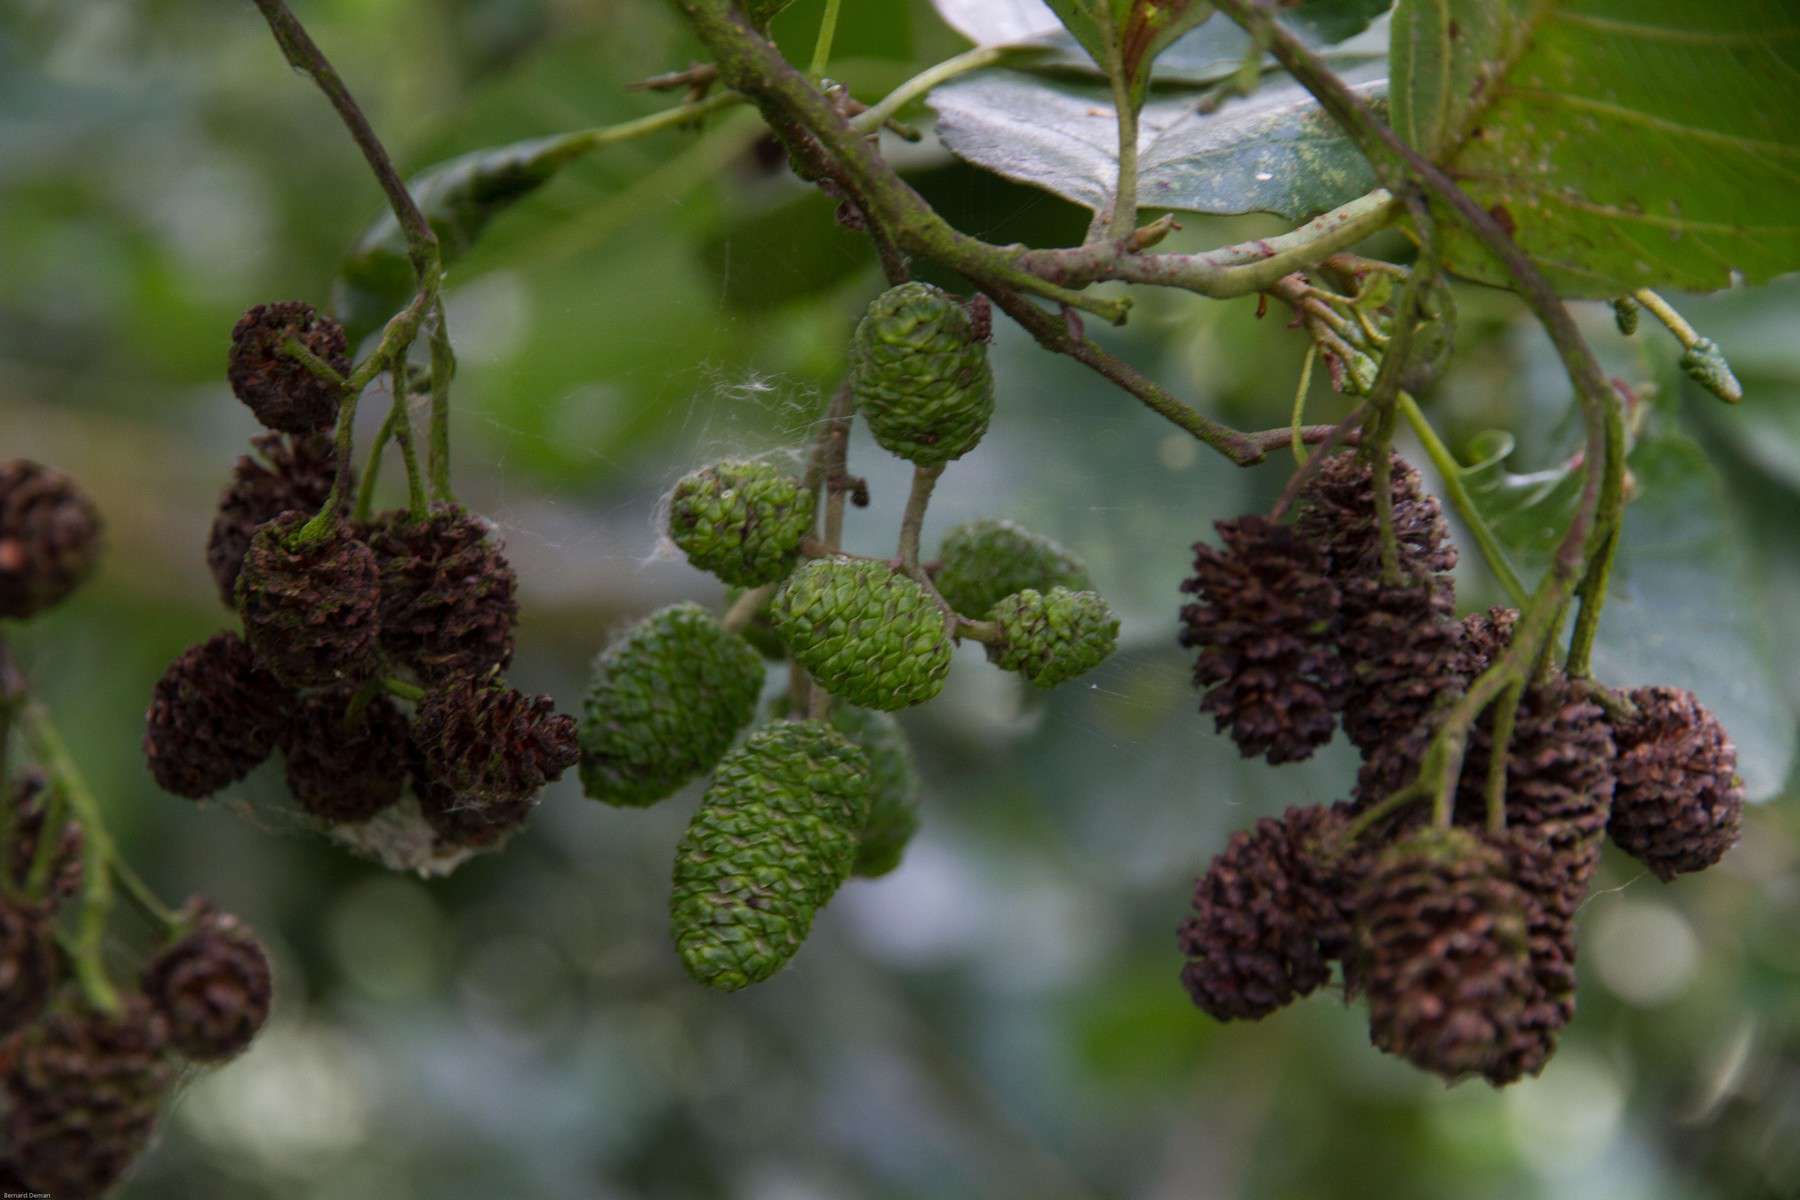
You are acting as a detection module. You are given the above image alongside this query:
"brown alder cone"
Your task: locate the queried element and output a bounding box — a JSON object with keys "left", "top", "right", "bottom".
{"left": 366, "top": 506, "right": 518, "bottom": 683}
{"left": 4, "top": 996, "right": 177, "bottom": 1200}
{"left": 227, "top": 300, "right": 349, "bottom": 434}
{"left": 1354, "top": 827, "right": 1539, "bottom": 1083}
{"left": 0, "top": 898, "right": 58, "bottom": 1039}
{"left": 281, "top": 691, "right": 410, "bottom": 824}
{"left": 1179, "top": 805, "right": 1358, "bottom": 1021}
{"left": 411, "top": 680, "right": 580, "bottom": 846}
{"left": 143, "top": 631, "right": 294, "bottom": 799}
{"left": 1179, "top": 515, "right": 1347, "bottom": 764}
{"left": 1295, "top": 451, "right": 1457, "bottom": 589}
{"left": 1607, "top": 686, "right": 1744, "bottom": 880}
{"left": 141, "top": 901, "right": 274, "bottom": 1063}
{"left": 0, "top": 459, "right": 104, "bottom": 620}
{"left": 236, "top": 511, "right": 382, "bottom": 688}
{"left": 205, "top": 432, "right": 342, "bottom": 608}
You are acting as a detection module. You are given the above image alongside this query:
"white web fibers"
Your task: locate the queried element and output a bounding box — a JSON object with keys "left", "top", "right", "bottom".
{"left": 639, "top": 363, "right": 828, "bottom": 573}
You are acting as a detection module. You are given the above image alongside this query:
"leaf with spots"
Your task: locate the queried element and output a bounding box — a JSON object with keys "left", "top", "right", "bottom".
{"left": 929, "top": 59, "right": 1385, "bottom": 222}
{"left": 1390, "top": 0, "right": 1800, "bottom": 296}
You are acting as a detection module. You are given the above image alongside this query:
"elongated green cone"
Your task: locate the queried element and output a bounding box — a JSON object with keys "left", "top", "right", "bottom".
{"left": 768, "top": 700, "right": 922, "bottom": 879}
{"left": 849, "top": 283, "right": 994, "bottom": 467}
{"left": 835, "top": 707, "right": 922, "bottom": 877}
{"left": 933, "top": 518, "right": 1091, "bottom": 619}
{"left": 669, "top": 459, "right": 815, "bottom": 587}
{"left": 671, "top": 721, "right": 870, "bottom": 991}
{"left": 986, "top": 587, "right": 1119, "bottom": 688}
{"left": 772, "top": 557, "right": 952, "bottom": 710}
{"left": 580, "top": 604, "right": 765, "bottom": 808}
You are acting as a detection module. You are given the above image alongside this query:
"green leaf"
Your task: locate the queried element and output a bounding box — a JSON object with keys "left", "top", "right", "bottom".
{"left": 929, "top": 60, "right": 1384, "bottom": 222}
{"left": 332, "top": 132, "right": 598, "bottom": 344}
{"left": 1449, "top": 427, "right": 1794, "bottom": 800}
{"left": 1041, "top": 0, "right": 1115, "bottom": 68}
{"left": 1390, "top": 0, "right": 1800, "bottom": 296}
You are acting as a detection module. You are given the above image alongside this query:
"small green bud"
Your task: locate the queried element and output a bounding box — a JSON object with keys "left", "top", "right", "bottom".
{"left": 1679, "top": 337, "right": 1742, "bottom": 404}
{"left": 849, "top": 282, "right": 995, "bottom": 467}
{"left": 986, "top": 587, "right": 1119, "bottom": 688}
{"left": 670, "top": 721, "right": 870, "bottom": 991}
{"left": 933, "top": 518, "right": 1090, "bottom": 620}
{"left": 579, "top": 604, "right": 765, "bottom": 808}
{"left": 1612, "top": 296, "right": 1639, "bottom": 336}
{"left": 669, "top": 459, "right": 815, "bottom": 587}
{"left": 772, "top": 557, "right": 952, "bottom": 711}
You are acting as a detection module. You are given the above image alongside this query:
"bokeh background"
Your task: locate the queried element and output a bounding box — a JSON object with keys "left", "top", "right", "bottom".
{"left": 6, "top": 2, "right": 1800, "bottom": 1197}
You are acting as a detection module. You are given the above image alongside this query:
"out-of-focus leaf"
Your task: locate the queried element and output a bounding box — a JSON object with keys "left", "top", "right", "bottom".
{"left": 333, "top": 132, "right": 600, "bottom": 344}
{"left": 699, "top": 190, "right": 871, "bottom": 311}
{"left": 1450, "top": 427, "right": 1794, "bottom": 800}
{"left": 929, "top": 60, "right": 1383, "bottom": 221}
{"left": 932, "top": 0, "right": 1389, "bottom": 62}
{"left": 1389, "top": 0, "right": 1800, "bottom": 297}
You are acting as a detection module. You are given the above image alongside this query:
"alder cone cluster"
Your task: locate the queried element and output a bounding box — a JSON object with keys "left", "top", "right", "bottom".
{"left": 146, "top": 307, "right": 583, "bottom": 870}
{"left": 1175, "top": 448, "right": 1748, "bottom": 1086}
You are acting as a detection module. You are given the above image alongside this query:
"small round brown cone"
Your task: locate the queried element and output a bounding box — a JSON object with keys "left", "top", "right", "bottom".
{"left": 0, "top": 459, "right": 104, "bottom": 620}
{"left": 205, "top": 432, "right": 342, "bottom": 608}
{"left": 367, "top": 506, "right": 518, "bottom": 682}
{"left": 1179, "top": 515, "right": 1348, "bottom": 764}
{"left": 141, "top": 901, "right": 273, "bottom": 1063}
{"left": 143, "top": 632, "right": 293, "bottom": 799}
{"left": 1179, "top": 805, "right": 1358, "bottom": 1021}
{"left": 281, "top": 692, "right": 409, "bottom": 823}
{"left": 236, "top": 511, "right": 381, "bottom": 688}
{"left": 227, "top": 301, "right": 349, "bottom": 434}
{"left": 1608, "top": 686, "right": 1743, "bottom": 880}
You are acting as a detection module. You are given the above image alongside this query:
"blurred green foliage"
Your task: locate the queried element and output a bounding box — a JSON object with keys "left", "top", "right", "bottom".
{"left": 3, "top": 2, "right": 1800, "bottom": 1198}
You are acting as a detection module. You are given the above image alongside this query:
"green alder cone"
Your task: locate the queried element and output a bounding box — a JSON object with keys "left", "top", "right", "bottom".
{"left": 768, "top": 699, "right": 922, "bottom": 879}
{"left": 579, "top": 603, "right": 765, "bottom": 808}
{"left": 848, "top": 282, "right": 994, "bottom": 468}
{"left": 933, "top": 518, "right": 1091, "bottom": 619}
{"left": 670, "top": 721, "right": 871, "bottom": 991}
{"left": 669, "top": 459, "right": 816, "bottom": 587}
{"left": 986, "top": 587, "right": 1120, "bottom": 688}
{"left": 772, "top": 557, "right": 953, "bottom": 710}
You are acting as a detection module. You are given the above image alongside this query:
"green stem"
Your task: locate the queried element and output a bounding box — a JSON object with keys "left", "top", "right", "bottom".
{"left": 281, "top": 336, "right": 348, "bottom": 389}
{"left": 1289, "top": 345, "right": 1316, "bottom": 465}
{"left": 427, "top": 300, "right": 456, "bottom": 506}
{"left": 1633, "top": 288, "right": 1701, "bottom": 349}
{"left": 19, "top": 703, "right": 118, "bottom": 1012}
{"left": 250, "top": 0, "right": 439, "bottom": 278}
{"left": 721, "top": 583, "right": 775, "bottom": 633}
{"left": 1342, "top": 783, "right": 1428, "bottom": 845}
{"left": 110, "top": 857, "right": 181, "bottom": 933}
{"left": 956, "top": 617, "right": 1001, "bottom": 645}
{"left": 1397, "top": 392, "right": 1529, "bottom": 607}
{"left": 807, "top": 0, "right": 842, "bottom": 79}
{"left": 22, "top": 781, "right": 65, "bottom": 899}
{"left": 1103, "top": 59, "right": 1139, "bottom": 243}
{"left": 985, "top": 286, "right": 1262, "bottom": 462}
{"left": 391, "top": 365, "right": 429, "bottom": 520}
{"left": 850, "top": 47, "right": 1009, "bottom": 135}
{"left": 382, "top": 677, "right": 426, "bottom": 702}
{"left": 1567, "top": 379, "right": 1629, "bottom": 676}
{"left": 354, "top": 398, "right": 402, "bottom": 524}
{"left": 1483, "top": 680, "right": 1522, "bottom": 834}
{"left": 293, "top": 372, "right": 362, "bottom": 547}
{"left": 897, "top": 465, "right": 942, "bottom": 571}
